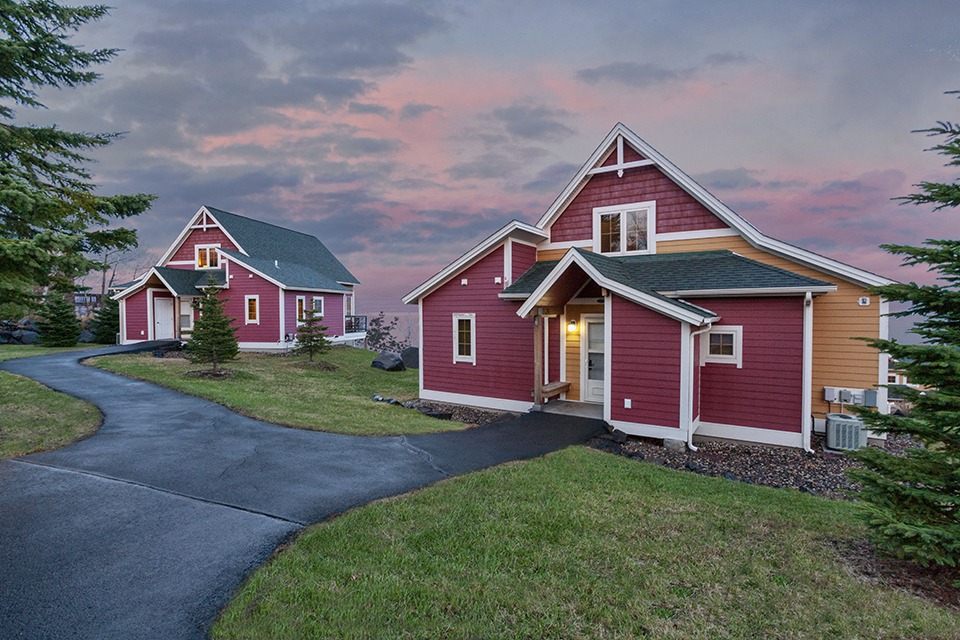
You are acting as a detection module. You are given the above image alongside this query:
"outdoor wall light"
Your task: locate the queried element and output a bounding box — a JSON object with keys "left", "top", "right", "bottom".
{"left": 567, "top": 319, "right": 578, "bottom": 333}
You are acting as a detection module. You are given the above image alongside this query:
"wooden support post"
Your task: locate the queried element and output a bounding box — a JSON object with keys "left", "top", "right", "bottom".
{"left": 173, "top": 297, "right": 181, "bottom": 340}
{"left": 533, "top": 313, "right": 543, "bottom": 409}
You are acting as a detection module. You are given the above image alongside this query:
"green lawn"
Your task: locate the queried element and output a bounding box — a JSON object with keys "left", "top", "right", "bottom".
{"left": 215, "top": 447, "right": 960, "bottom": 639}
{"left": 0, "top": 344, "right": 101, "bottom": 459}
{"left": 91, "top": 347, "right": 464, "bottom": 436}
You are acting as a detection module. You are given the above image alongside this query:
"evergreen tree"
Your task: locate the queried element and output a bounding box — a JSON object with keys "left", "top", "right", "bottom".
{"left": 89, "top": 294, "right": 119, "bottom": 344}
{"left": 0, "top": 1, "right": 155, "bottom": 307}
{"left": 37, "top": 292, "right": 79, "bottom": 346}
{"left": 849, "top": 93, "right": 960, "bottom": 568}
{"left": 185, "top": 280, "right": 238, "bottom": 374}
{"left": 295, "top": 306, "right": 331, "bottom": 362}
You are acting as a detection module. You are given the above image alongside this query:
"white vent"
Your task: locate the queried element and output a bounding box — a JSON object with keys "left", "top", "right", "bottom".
{"left": 825, "top": 413, "right": 867, "bottom": 451}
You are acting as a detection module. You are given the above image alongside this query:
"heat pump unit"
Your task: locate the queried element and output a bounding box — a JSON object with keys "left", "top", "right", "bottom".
{"left": 825, "top": 413, "right": 867, "bottom": 451}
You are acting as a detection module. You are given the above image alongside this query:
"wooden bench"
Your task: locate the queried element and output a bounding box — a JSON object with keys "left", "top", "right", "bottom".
{"left": 539, "top": 381, "right": 571, "bottom": 399}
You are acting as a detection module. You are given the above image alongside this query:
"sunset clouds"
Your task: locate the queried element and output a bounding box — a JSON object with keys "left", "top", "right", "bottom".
{"left": 33, "top": 0, "right": 960, "bottom": 312}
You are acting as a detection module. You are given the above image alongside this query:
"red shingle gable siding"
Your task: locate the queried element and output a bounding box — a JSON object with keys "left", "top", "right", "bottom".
{"left": 549, "top": 165, "right": 728, "bottom": 244}
{"left": 609, "top": 295, "right": 681, "bottom": 428}
{"left": 696, "top": 297, "right": 804, "bottom": 433}
{"left": 600, "top": 144, "right": 646, "bottom": 166}
{"left": 422, "top": 245, "right": 533, "bottom": 402}
{"left": 169, "top": 227, "right": 239, "bottom": 263}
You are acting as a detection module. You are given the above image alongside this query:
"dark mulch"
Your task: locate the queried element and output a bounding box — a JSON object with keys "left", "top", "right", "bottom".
{"left": 404, "top": 399, "right": 512, "bottom": 428}
{"left": 831, "top": 539, "right": 960, "bottom": 612}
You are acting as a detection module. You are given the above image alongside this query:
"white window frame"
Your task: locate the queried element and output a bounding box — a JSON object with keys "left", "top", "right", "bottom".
{"left": 245, "top": 295, "right": 260, "bottom": 324}
{"left": 195, "top": 244, "right": 221, "bottom": 269}
{"left": 592, "top": 201, "right": 656, "bottom": 256}
{"left": 452, "top": 313, "right": 476, "bottom": 365}
{"left": 296, "top": 295, "right": 307, "bottom": 324}
{"left": 312, "top": 296, "right": 324, "bottom": 319}
{"left": 701, "top": 325, "right": 743, "bottom": 368}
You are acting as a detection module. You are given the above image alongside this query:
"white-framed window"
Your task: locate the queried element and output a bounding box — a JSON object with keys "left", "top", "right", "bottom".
{"left": 701, "top": 325, "right": 743, "bottom": 368}
{"left": 180, "top": 299, "right": 194, "bottom": 330}
{"left": 452, "top": 313, "right": 476, "bottom": 365}
{"left": 245, "top": 295, "right": 259, "bottom": 324}
{"left": 312, "top": 296, "right": 324, "bottom": 319}
{"left": 592, "top": 201, "right": 656, "bottom": 255}
{"left": 195, "top": 244, "right": 221, "bottom": 269}
{"left": 296, "top": 295, "right": 306, "bottom": 324}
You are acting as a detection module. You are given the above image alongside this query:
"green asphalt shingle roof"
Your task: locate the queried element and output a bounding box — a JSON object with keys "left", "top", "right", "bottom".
{"left": 206, "top": 206, "right": 359, "bottom": 287}
{"left": 154, "top": 267, "right": 225, "bottom": 295}
{"left": 504, "top": 249, "right": 834, "bottom": 318}
{"left": 218, "top": 249, "right": 350, "bottom": 292}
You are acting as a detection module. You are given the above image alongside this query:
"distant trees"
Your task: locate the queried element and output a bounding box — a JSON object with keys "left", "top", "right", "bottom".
{"left": 366, "top": 312, "right": 409, "bottom": 353}
{"left": 0, "top": 1, "right": 154, "bottom": 307}
{"left": 295, "top": 306, "right": 330, "bottom": 362}
{"left": 185, "top": 280, "right": 238, "bottom": 374}
{"left": 850, "top": 92, "right": 960, "bottom": 568}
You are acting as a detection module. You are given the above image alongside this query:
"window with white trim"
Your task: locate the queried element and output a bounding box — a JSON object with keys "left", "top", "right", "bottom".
{"left": 701, "top": 325, "right": 743, "bottom": 368}
{"left": 592, "top": 201, "right": 656, "bottom": 255}
{"left": 195, "top": 244, "right": 221, "bottom": 269}
{"left": 245, "top": 295, "right": 259, "bottom": 324}
{"left": 296, "top": 296, "right": 306, "bottom": 324}
{"left": 312, "top": 296, "right": 324, "bottom": 319}
{"left": 452, "top": 313, "right": 476, "bottom": 365}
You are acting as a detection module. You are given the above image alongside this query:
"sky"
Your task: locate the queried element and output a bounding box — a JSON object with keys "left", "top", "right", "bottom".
{"left": 26, "top": 1, "right": 960, "bottom": 329}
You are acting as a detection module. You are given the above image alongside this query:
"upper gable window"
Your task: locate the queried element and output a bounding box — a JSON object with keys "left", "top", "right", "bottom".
{"left": 196, "top": 244, "right": 221, "bottom": 269}
{"left": 593, "top": 201, "right": 656, "bottom": 255}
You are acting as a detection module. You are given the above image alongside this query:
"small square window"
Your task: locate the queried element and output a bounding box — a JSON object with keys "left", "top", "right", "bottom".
{"left": 195, "top": 245, "right": 220, "bottom": 269}
{"left": 702, "top": 326, "right": 742, "bottom": 368}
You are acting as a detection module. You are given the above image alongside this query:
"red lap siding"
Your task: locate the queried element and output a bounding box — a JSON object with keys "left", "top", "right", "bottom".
{"left": 222, "top": 261, "right": 281, "bottom": 344}
{"left": 609, "top": 295, "right": 681, "bottom": 428}
{"left": 695, "top": 297, "right": 804, "bottom": 432}
{"left": 422, "top": 245, "right": 533, "bottom": 403}
{"left": 124, "top": 288, "right": 150, "bottom": 341}
{"left": 511, "top": 241, "right": 537, "bottom": 283}
{"left": 550, "top": 165, "right": 728, "bottom": 244}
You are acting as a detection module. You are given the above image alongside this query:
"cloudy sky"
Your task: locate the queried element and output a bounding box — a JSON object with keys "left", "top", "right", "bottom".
{"left": 28, "top": 0, "right": 960, "bottom": 318}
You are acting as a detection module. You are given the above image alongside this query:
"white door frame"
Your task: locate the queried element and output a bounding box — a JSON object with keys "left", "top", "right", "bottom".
{"left": 581, "top": 313, "right": 605, "bottom": 404}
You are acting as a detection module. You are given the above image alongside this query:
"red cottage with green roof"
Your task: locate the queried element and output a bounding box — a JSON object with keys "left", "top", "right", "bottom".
{"left": 114, "top": 206, "right": 366, "bottom": 350}
{"left": 404, "top": 123, "right": 894, "bottom": 451}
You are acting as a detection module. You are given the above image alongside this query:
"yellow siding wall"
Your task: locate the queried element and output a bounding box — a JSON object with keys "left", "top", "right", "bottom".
{"left": 563, "top": 303, "right": 603, "bottom": 401}
{"left": 658, "top": 236, "right": 882, "bottom": 416}
{"left": 537, "top": 247, "right": 588, "bottom": 262}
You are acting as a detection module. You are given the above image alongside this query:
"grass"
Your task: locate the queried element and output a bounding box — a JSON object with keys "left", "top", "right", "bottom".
{"left": 214, "top": 447, "right": 960, "bottom": 640}
{"left": 91, "top": 347, "right": 465, "bottom": 436}
{"left": 0, "top": 344, "right": 101, "bottom": 459}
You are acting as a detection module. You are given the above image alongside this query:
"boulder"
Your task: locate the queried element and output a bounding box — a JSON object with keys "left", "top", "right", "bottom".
{"left": 11, "top": 329, "right": 39, "bottom": 345}
{"left": 371, "top": 350, "right": 405, "bottom": 372}
{"left": 78, "top": 329, "right": 95, "bottom": 343}
{"left": 18, "top": 318, "right": 37, "bottom": 332}
{"left": 400, "top": 346, "right": 420, "bottom": 369}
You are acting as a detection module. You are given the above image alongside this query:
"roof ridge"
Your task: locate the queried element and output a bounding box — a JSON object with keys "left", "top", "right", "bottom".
{"left": 204, "top": 206, "right": 321, "bottom": 242}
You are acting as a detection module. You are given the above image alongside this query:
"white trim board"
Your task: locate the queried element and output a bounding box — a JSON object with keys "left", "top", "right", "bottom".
{"left": 420, "top": 389, "right": 533, "bottom": 413}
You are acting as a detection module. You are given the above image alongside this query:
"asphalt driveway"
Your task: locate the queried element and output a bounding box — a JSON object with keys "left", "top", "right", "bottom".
{"left": 0, "top": 344, "right": 603, "bottom": 639}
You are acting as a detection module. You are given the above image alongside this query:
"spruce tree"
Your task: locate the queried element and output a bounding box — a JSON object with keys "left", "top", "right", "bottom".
{"left": 0, "top": 1, "right": 154, "bottom": 306}
{"left": 295, "top": 306, "right": 330, "bottom": 362}
{"left": 37, "top": 293, "right": 79, "bottom": 346}
{"left": 185, "top": 280, "right": 238, "bottom": 374}
{"left": 849, "top": 93, "right": 960, "bottom": 568}
{"left": 89, "top": 294, "right": 119, "bottom": 344}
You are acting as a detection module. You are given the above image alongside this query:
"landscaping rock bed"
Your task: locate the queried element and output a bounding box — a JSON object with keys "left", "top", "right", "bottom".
{"left": 403, "top": 399, "right": 512, "bottom": 428}
{"left": 589, "top": 430, "right": 919, "bottom": 500}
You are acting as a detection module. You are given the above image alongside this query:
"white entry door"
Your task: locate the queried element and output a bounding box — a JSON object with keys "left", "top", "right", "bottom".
{"left": 154, "top": 297, "right": 174, "bottom": 340}
{"left": 582, "top": 316, "right": 605, "bottom": 404}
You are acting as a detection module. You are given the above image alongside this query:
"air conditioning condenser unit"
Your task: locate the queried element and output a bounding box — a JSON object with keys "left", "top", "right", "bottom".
{"left": 825, "top": 413, "right": 867, "bottom": 451}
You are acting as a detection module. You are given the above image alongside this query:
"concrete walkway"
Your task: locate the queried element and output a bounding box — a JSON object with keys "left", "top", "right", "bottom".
{"left": 0, "top": 344, "right": 603, "bottom": 639}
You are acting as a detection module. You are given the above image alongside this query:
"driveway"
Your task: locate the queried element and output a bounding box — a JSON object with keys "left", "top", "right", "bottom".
{"left": 0, "top": 344, "right": 603, "bottom": 639}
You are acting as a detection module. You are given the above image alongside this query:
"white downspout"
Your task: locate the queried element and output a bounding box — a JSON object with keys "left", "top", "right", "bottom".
{"left": 802, "top": 292, "right": 814, "bottom": 453}
{"left": 687, "top": 322, "right": 713, "bottom": 452}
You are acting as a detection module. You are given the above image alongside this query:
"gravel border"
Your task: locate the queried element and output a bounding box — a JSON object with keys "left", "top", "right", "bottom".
{"left": 589, "top": 430, "right": 919, "bottom": 500}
